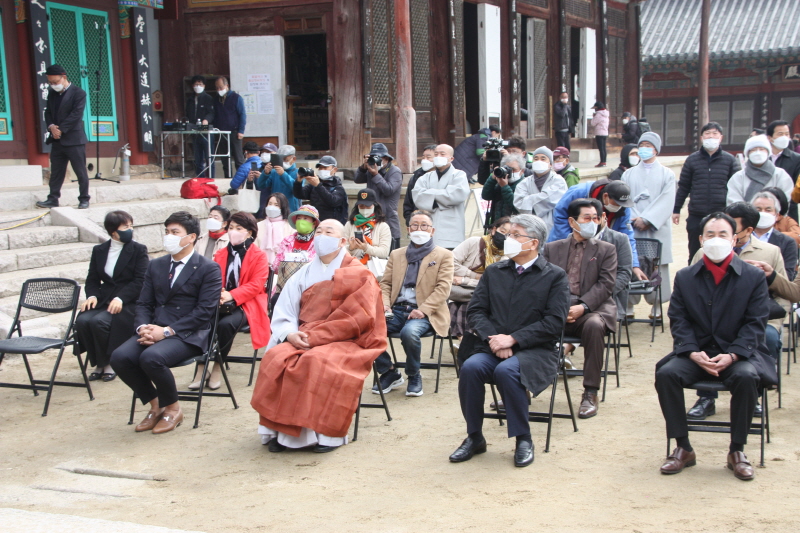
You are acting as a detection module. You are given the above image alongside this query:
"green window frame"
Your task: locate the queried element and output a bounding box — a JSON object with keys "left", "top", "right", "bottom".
{"left": 47, "top": 3, "right": 118, "bottom": 141}
{"left": 0, "top": 10, "right": 13, "bottom": 141}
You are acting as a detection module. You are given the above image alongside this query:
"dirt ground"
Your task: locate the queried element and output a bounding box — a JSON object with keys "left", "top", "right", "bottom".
{"left": 2, "top": 211, "right": 800, "bottom": 533}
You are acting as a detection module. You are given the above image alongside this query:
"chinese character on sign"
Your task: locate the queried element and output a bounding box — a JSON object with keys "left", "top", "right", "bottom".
{"left": 136, "top": 15, "right": 145, "bottom": 33}
{"left": 786, "top": 65, "right": 800, "bottom": 80}
{"left": 141, "top": 93, "right": 151, "bottom": 106}
{"left": 138, "top": 55, "right": 149, "bottom": 68}
{"left": 143, "top": 112, "right": 151, "bottom": 125}
{"left": 140, "top": 72, "right": 149, "bottom": 88}
{"left": 37, "top": 62, "right": 46, "bottom": 76}
{"left": 35, "top": 37, "right": 47, "bottom": 54}
{"left": 143, "top": 131, "right": 153, "bottom": 145}
{"left": 31, "top": 0, "right": 45, "bottom": 9}
{"left": 39, "top": 83, "right": 49, "bottom": 100}
{"left": 37, "top": 20, "right": 42, "bottom": 28}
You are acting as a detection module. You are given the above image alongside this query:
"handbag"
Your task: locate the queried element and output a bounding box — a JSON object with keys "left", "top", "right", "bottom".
{"left": 768, "top": 298, "right": 786, "bottom": 320}
{"left": 219, "top": 301, "right": 240, "bottom": 316}
{"left": 237, "top": 186, "right": 261, "bottom": 213}
{"left": 448, "top": 284, "right": 475, "bottom": 303}
{"left": 367, "top": 257, "right": 388, "bottom": 278}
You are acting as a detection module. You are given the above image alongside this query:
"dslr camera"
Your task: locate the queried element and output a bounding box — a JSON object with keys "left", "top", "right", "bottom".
{"left": 492, "top": 165, "right": 514, "bottom": 180}
{"left": 483, "top": 137, "right": 509, "bottom": 164}
{"left": 366, "top": 154, "right": 382, "bottom": 167}
{"left": 297, "top": 167, "right": 315, "bottom": 178}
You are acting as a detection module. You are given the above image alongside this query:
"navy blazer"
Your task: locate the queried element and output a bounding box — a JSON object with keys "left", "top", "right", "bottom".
{"left": 767, "top": 230, "right": 797, "bottom": 281}
{"left": 134, "top": 251, "right": 222, "bottom": 351}
{"left": 85, "top": 240, "right": 149, "bottom": 307}
{"left": 44, "top": 84, "right": 88, "bottom": 146}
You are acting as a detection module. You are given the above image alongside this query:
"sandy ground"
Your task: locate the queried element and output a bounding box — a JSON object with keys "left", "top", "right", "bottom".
{"left": 2, "top": 208, "right": 800, "bottom": 533}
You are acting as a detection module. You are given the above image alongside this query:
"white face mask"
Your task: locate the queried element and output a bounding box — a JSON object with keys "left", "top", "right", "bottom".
{"left": 749, "top": 150, "right": 768, "bottom": 165}
{"left": 702, "top": 236, "right": 734, "bottom": 262}
{"left": 604, "top": 202, "right": 621, "bottom": 213}
{"left": 757, "top": 212, "right": 776, "bottom": 229}
{"left": 163, "top": 234, "right": 189, "bottom": 255}
{"left": 702, "top": 138, "right": 721, "bottom": 152}
{"left": 218, "top": 88, "right": 228, "bottom": 97}
{"left": 50, "top": 84, "right": 64, "bottom": 92}
{"left": 628, "top": 155, "right": 640, "bottom": 166}
{"left": 265, "top": 205, "right": 282, "bottom": 219}
{"left": 433, "top": 156, "right": 449, "bottom": 168}
{"left": 313, "top": 234, "right": 342, "bottom": 256}
{"left": 282, "top": 161, "right": 292, "bottom": 169}
{"left": 420, "top": 159, "right": 434, "bottom": 172}
{"left": 318, "top": 169, "right": 332, "bottom": 180}
{"left": 531, "top": 160, "right": 550, "bottom": 174}
{"left": 409, "top": 231, "right": 432, "bottom": 245}
{"left": 576, "top": 221, "right": 598, "bottom": 239}
{"left": 504, "top": 237, "right": 532, "bottom": 258}
{"left": 622, "top": 118, "right": 629, "bottom": 125}
{"left": 561, "top": 98, "right": 569, "bottom": 104}
{"left": 359, "top": 207, "right": 374, "bottom": 217}
{"left": 206, "top": 218, "right": 223, "bottom": 232}
{"left": 260, "top": 154, "right": 271, "bottom": 163}
{"left": 772, "top": 136, "right": 791, "bottom": 150}
{"left": 193, "top": 85, "right": 205, "bottom": 94}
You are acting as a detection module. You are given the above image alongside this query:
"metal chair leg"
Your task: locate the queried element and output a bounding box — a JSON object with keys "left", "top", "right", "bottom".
{"left": 489, "top": 384, "right": 504, "bottom": 426}
{"left": 435, "top": 336, "right": 445, "bottom": 393}
{"left": 41, "top": 346, "right": 68, "bottom": 417}
{"left": 561, "top": 364, "right": 578, "bottom": 433}
{"left": 248, "top": 349, "right": 259, "bottom": 387}
{"left": 129, "top": 393, "right": 137, "bottom": 424}
{"left": 544, "top": 374, "right": 558, "bottom": 452}
{"left": 21, "top": 354, "right": 38, "bottom": 396}
{"left": 353, "top": 394, "right": 361, "bottom": 442}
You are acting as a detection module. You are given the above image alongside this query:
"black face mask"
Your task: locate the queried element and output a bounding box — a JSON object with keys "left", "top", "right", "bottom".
{"left": 117, "top": 228, "right": 133, "bottom": 244}
{"left": 491, "top": 232, "right": 506, "bottom": 249}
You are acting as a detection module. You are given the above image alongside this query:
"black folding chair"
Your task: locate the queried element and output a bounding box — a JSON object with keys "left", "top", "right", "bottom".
{"left": 667, "top": 381, "right": 770, "bottom": 467}
{"left": 628, "top": 238, "right": 664, "bottom": 342}
{"left": 128, "top": 308, "right": 238, "bottom": 429}
{"left": 388, "top": 331, "right": 459, "bottom": 393}
{"left": 225, "top": 269, "right": 273, "bottom": 386}
{"left": 562, "top": 328, "right": 620, "bottom": 402}
{"left": 353, "top": 361, "right": 392, "bottom": 441}
{"left": 617, "top": 317, "right": 633, "bottom": 358}
{"left": 0, "top": 278, "right": 91, "bottom": 416}
{"left": 784, "top": 304, "right": 797, "bottom": 375}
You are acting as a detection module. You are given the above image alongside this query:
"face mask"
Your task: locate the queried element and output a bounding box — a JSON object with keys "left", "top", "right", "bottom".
{"left": 228, "top": 230, "right": 248, "bottom": 246}
{"left": 749, "top": 150, "right": 768, "bottom": 165}
{"left": 772, "top": 136, "right": 791, "bottom": 150}
{"left": 702, "top": 138, "right": 721, "bottom": 151}
{"left": 561, "top": 98, "right": 569, "bottom": 104}
{"left": 313, "top": 234, "right": 342, "bottom": 256}
{"left": 206, "top": 218, "right": 223, "bottom": 232}
{"left": 531, "top": 161, "right": 550, "bottom": 174}
{"left": 265, "top": 205, "right": 282, "bottom": 219}
{"left": 260, "top": 154, "right": 271, "bottom": 163}
{"left": 491, "top": 232, "right": 506, "bottom": 250}
{"left": 576, "top": 221, "right": 598, "bottom": 239}
{"left": 117, "top": 228, "right": 133, "bottom": 244}
{"left": 504, "top": 237, "right": 530, "bottom": 258}
{"left": 757, "top": 212, "right": 776, "bottom": 229}
{"left": 409, "top": 231, "right": 432, "bottom": 245}
{"left": 51, "top": 84, "right": 64, "bottom": 92}
{"left": 604, "top": 202, "right": 621, "bottom": 213}
{"left": 359, "top": 207, "right": 374, "bottom": 218}
{"left": 433, "top": 156, "right": 449, "bottom": 168}
{"left": 554, "top": 161, "right": 566, "bottom": 172}
{"left": 163, "top": 234, "right": 189, "bottom": 255}
{"left": 638, "top": 147, "right": 655, "bottom": 161}
{"left": 702, "top": 236, "right": 733, "bottom": 262}
{"left": 622, "top": 118, "right": 629, "bottom": 125}
{"left": 218, "top": 88, "right": 228, "bottom": 97}
{"left": 318, "top": 169, "right": 332, "bottom": 180}
{"left": 282, "top": 162, "right": 292, "bottom": 169}
{"left": 420, "top": 159, "right": 434, "bottom": 172}
{"left": 193, "top": 86, "right": 205, "bottom": 94}
{"left": 295, "top": 219, "right": 315, "bottom": 235}
{"left": 628, "top": 155, "right": 640, "bottom": 166}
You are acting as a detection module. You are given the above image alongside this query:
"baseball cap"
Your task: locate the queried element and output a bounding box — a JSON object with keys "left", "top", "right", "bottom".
{"left": 261, "top": 142, "right": 278, "bottom": 153}
{"left": 553, "top": 147, "right": 570, "bottom": 158}
{"left": 316, "top": 155, "right": 338, "bottom": 168}
{"left": 603, "top": 181, "right": 634, "bottom": 208}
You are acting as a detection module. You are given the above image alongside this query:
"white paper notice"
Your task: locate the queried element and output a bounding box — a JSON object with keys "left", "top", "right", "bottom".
{"left": 257, "top": 91, "right": 275, "bottom": 115}
{"left": 247, "top": 74, "right": 271, "bottom": 92}
{"left": 241, "top": 92, "right": 257, "bottom": 114}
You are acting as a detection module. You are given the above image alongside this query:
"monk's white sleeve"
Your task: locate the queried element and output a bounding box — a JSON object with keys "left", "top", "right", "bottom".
{"left": 268, "top": 273, "right": 303, "bottom": 349}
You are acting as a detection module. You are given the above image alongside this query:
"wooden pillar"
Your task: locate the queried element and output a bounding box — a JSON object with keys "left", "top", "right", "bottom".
{"left": 16, "top": 18, "right": 48, "bottom": 166}
{"left": 120, "top": 37, "right": 147, "bottom": 165}
{"left": 507, "top": 1, "right": 521, "bottom": 136}
{"left": 698, "top": 0, "right": 710, "bottom": 129}
{"left": 598, "top": 0, "right": 609, "bottom": 108}
{"left": 624, "top": 1, "right": 641, "bottom": 117}
{"left": 393, "top": 0, "right": 416, "bottom": 172}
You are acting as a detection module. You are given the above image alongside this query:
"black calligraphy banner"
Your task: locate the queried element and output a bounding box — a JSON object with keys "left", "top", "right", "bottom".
{"left": 132, "top": 7, "right": 154, "bottom": 152}
{"left": 28, "top": 0, "right": 52, "bottom": 153}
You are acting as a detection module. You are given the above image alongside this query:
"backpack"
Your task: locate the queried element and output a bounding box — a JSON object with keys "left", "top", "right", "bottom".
{"left": 180, "top": 177, "right": 220, "bottom": 205}
{"left": 637, "top": 121, "right": 652, "bottom": 135}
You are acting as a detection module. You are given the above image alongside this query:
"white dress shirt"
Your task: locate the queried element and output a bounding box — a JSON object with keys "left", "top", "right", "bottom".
{"left": 170, "top": 250, "right": 194, "bottom": 287}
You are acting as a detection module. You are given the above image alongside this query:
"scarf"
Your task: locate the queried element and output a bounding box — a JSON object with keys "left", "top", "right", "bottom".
{"left": 702, "top": 252, "right": 734, "bottom": 285}
{"left": 209, "top": 229, "right": 227, "bottom": 240}
{"left": 591, "top": 185, "right": 618, "bottom": 227}
{"left": 743, "top": 159, "right": 778, "bottom": 202}
{"left": 533, "top": 171, "right": 550, "bottom": 192}
{"left": 226, "top": 238, "right": 253, "bottom": 290}
{"left": 403, "top": 238, "right": 435, "bottom": 288}
{"left": 478, "top": 234, "right": 503, "bottom": 273}
{"left": 354, "top": 213, "right": 376, "bottom": 227}
{"left": 354, "top": 216, "right": 377, "bottom": 264}
{"left": 262, "top": 217, "right": 286, "bottom": 252}
{"left": 295, "top": 230, "right": 314, "bottom": 242}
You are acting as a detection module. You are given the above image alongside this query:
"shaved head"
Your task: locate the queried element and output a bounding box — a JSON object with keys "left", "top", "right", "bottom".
{"left": 316, "top": 218, "right": 345, "bottom": 238}
{"left": 435, "top": 144, "right": 454, "bottom": 157}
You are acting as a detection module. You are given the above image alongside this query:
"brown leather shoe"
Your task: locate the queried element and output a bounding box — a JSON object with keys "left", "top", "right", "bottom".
{"left": 152, "top": 409, "right": 184, "bottom": 434}
{"left": 660, "top": 447, "right": 697, "bottom": 474}
{"left": 578, "top": 390, "right": 598, "bottom": 418}
{"left": 727, "top": 451, "right": 754, "bottom": 480}
{"left": 135, "top": 410, "right": 163, "bottom": 432}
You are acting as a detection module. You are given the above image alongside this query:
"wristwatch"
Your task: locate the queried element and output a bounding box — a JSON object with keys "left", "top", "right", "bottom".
{"left": 580, "top": 303, "right": 590, "bottom": 314}
{"left": 163, "top": 327, "right": 172, "bottom": 338}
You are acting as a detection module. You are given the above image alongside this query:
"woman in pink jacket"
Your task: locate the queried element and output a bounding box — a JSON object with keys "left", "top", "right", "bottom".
{"left": 591, "top": 101, "right": 610, "bottom": 167}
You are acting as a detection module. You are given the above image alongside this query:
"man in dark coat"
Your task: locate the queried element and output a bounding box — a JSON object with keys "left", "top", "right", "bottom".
{"left": 543, "top": 199, "right": 617, "bottom": 419}
{"left": 213, "top": 76, "right": 247, "bottom": 180}
{"left": 37, "top": 64, "right": 91, "bottom": 210}
{"left": 450, "top": 214, "right": 568, "bottom": 468}
{"left": 672, "top": 122, "right": 741, "bottom": 262}
{"left": 354, "top": 143, "right": 403, "bottom": 248}
{"left": 186, "top": 75, "right": 215, "bottom": 177}
{"left": 553, "top": 92, "right": 574, "bottom": 150}
{"left": 403, "top": 144, "right": 437, "bottom": 226}
{"left": 770, "top": 120, "right": 800, "bottom": 222}
{"left": 292, "top": 155, "right": 349, "bottom": 224}
{"left": 621, "top": 112, "right": 640, "bottom": 145}
{"left": 656, "top": 212, "right": 777, "bottom": 481}
{"left": 608, "top": 144, "right": 638, "bottom": 181}
{"left": 453, "top": 125, "right": 501, "bottom": 181}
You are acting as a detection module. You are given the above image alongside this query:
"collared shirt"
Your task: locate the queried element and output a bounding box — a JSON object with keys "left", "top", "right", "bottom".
{"left": 566, "top": 236, "right": 586, "bottom": 296}
{"left": 754, "top": 228, "right": 773, "bottom": 243}
{"left": 514, "top": 255, "right": 538, "bottom": 273}
{"left": 170, "top": 250, "right": 194, "bottom": 287}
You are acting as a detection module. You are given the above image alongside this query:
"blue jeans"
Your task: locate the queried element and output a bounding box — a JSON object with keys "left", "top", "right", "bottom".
{"left": 193, "top": 134, "right": 213, "bottom": 178}
{"left": 375, "top": 304, "right": 433, "bottom": 377}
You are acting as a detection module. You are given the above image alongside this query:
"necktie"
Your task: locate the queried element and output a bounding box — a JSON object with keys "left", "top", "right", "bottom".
{"left": 734, "top": 247, "right": 742, "bottom": 256}
{"left": 169, "top": 260, "right": 183, "bottom": 282}
{"left": 517, "top": 265, "right": 525, "bottom": 275}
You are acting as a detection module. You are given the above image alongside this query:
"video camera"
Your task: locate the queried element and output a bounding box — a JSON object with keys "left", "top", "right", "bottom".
{"left": 297, "top": 167, "right": 315, "bottom": 178}
{"left": 483, "top": 137, "right": 509, "bottom": 164}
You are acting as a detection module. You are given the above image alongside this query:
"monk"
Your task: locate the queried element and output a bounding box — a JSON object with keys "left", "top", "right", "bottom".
{"left": 251, "top": 219, "right": 387, "bottom": 453}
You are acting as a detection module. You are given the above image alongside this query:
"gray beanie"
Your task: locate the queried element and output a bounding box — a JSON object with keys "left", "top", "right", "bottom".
{"left": 532, "top": 146, "right": 554, "bottom": 165}
{"left": 638, "top": 132, "right": 662, "bottom": 154}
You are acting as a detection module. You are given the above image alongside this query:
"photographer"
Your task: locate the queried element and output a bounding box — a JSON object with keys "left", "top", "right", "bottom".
{"left": 254, "top": 145, "right": 301, "bottom": 212}
{"left": 453, "top": 125, "right": 502, "bottom": 182}
{"left": 292, "top": 155, "right": 349, "bottom": 224}
{"left": 355, "top": 143, "right": 403, "bottom": 249}
{"left": 480, "top": 136, "right": 530, "bottom": 227}
{"left": 228, "top": 141, "right": 263, "bottom": 193}
{"left": 477, "top": 134, "right": 526, "bottom": 185}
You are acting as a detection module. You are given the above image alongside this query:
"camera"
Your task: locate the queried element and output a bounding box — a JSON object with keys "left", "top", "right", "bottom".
{"left": 297, "top": 167, "right": 315, "bottom": 178}
{"left": 366, "top": 155, "right": 381, "bottom": 167}
{"left": 483, "top": 137, "right": 509, "bottom": 164}
{"left": 492, "top": 165, "right": 514, "bottom": 180}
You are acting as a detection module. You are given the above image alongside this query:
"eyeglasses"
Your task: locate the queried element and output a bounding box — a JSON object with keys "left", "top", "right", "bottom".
{"left": 409, "top": 224, "right": 432, "bottom": 231}
{"left": 507, "top": 233, "right": 533, "bottom": 240}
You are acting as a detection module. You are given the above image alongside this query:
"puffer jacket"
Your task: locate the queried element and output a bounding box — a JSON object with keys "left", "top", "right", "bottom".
{"left": 591, "top": 109, "right": 609, "bottom": 136}
{"left": 622, "top": 116, "right": 640, "bottom": 144}
{"left": 674, "top": 148, "right": 741, "bottom": 217}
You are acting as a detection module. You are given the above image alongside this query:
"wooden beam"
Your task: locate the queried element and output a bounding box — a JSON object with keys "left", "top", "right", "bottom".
{"left": 393, "top": 0, "right": 417, "bottom": 171}
{"left": 698, "top": 0, "right": 711, "bottom": 129}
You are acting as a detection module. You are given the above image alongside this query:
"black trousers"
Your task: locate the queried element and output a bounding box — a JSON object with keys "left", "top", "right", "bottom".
{"left": 111, "top": 336, "right": 202, "bottom": 407}
{"left": 555, "top": 131, "right": 571, "bottom": 151}
{"left": 685, "top": 214, "right": 704, "bottom": 265}
{"left": 74, "top": 308, "right": 113, "bottom": 367}
{"left": 655, "top": 356, "right": 759, "bottom": 445}
{"left": 216, "top": 134, "right": 244, "bottom": 180}
{"left": 563, "top": 312, "right": 606, "bottom": 389}
{"left": 48, "top": 142, "right": 90, "bottom": 203}
{"left": 218, "top": 308, "right": 248, "bottom": 359}
{"left": 595, "top": 136, "right": 608, "bottom": 163}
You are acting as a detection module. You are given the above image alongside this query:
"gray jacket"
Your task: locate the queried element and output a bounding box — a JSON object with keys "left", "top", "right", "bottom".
{"left": 354, "top": 163, "right": 403, "bottom": 239}
{"left": 599, "top": 227, "right": 632, "bottom": 321}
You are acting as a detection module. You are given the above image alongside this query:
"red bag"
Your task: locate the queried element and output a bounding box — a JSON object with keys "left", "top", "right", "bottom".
{"left": 180, "top": 177, "right": 220, "bottom": 205}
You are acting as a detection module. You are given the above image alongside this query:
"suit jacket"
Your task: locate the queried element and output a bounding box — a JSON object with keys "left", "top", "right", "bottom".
{"left": 134, "top": 251, "right": 223, "bottom": 350}
{"left": 44, "top": 84, "right": 88, "bottom": 146}
{"left": 598, "top": 227, "right": 632, "bottom": 321}
{"left": 85, "top": 240, "right": 149, "bottom": 307}
{"left": 542, "top": 235, "right": 618, "bottom": 332}
{"left": 768, "top": 230, "right": 797, "bottom": 281}
{"left": 658, "top": 255, "right": 778, "bottom": 388}
{"left": 380, "top": 245, "right": 454, "bottom": 337}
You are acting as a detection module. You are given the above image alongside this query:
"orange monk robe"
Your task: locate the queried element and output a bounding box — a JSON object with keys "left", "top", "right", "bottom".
{"left": 250, "top": 255, "right": 387, "bottom": 438}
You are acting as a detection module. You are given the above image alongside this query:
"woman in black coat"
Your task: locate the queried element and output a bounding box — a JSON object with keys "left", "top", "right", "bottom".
{"left": 75, "top": 210, "right": 149, "bottom": 381}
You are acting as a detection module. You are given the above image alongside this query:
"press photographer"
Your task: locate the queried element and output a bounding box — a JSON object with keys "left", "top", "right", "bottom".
{"left": 479, "top": 135, "right": 530, "bottom": 227}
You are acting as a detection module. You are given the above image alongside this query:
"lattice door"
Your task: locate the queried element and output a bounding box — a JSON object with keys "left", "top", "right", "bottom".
{"left": 0, "top": 10, "right": 12, "bottom": 140}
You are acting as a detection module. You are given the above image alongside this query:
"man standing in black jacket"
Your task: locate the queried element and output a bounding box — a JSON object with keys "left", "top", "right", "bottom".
{"left": 403, "top": 144, "right": 437, "bottom": 226}
{"left": 292, "top": 156, "right": 349, "bottom": 224}
{"left": 37, "top": 64, "right": 90, "bottom": 210}
{"left": 186, "top": 75, "right": 215, "bottom": 177}
{"left": 769, "top": 121, "right": 800, "bottom": 221}
{"left": 553, "top": 92, "right": 574, "bottom": 150}
{"left": 672, "top": 122, "right": 741, "bottom": 262}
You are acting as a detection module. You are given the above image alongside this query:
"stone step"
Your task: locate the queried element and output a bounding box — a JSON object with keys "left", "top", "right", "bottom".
{"left": 0, "top": 210, "right": 52, "bottom": 229}
{"left": 0, "top": 226, "right": 79, "bottom": 251}
{"left": 1, "top": 309, "right": 75, "bottom": 339}
{"left": 0, "top": 261, "right": 89, "bottom": 299}
{"left": 0, "top": 243, "right": 96, "bottom": 274}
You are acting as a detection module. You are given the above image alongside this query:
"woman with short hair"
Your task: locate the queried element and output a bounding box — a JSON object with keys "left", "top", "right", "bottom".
{"left": 343, "top": 188, "right": 392, "bottom": 262}
{"left": 195, "top": 205, "right": 231, "bottom": 259}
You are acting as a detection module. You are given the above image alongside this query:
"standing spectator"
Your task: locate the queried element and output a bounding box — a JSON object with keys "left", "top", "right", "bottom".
{"left": 412, "top": 144, "right": 471, "bottom": 249}
{"left": 257, "top": 192, "right": 293, "bottom": 267}
{"left": 477, "top": 135, "right": 528, "bottom": 186}
{"left": 513, "top": 146, "right": 568, "bottom": 234}
{"left": 553, "top": 147, "right": 580, "bottom": 188}
{"left": 355, "top": 143, "right": 403, "bottom": 249}
{"left": 292, "top": 155, "right": 348, "bottom": 224}
{"left": 227, "top": 141, "right": 262, "bottom": 193}
{"left": 727, "top": 135, "right": 793, "bottom": 205}
{"left": 256, "top": 145, "right": 300, "bottom": 212}
{"left": 481, "top": 144, "right": 529, "bottom": 228}
{"left": 768, "top": 121, "right": 800, "bottom": 221}
{"left": 763, "top": 187, "right": 800, "bottom": 246}
{"left": 185, "top": 75, "right": 215, "bottom": 178}
{"left": 253, "top": 143, "right": 279, "bottom": 218}
{"left": 404, "top": 144, "right": 437, "bottom": 226}
{"left": 591, "top": 102, "right": 610, "bottom": 167}
{"left": 453, "top": 125, "right": 502, "bottom": 182}
{"left": 672, "top": 122, "right": 741, "bottom": 262}
{"left": 212, "top": 77, "right": 246, "bottom": 180}
{"left": 553, "top": 92, "right": 574, "bottom": 150}
{"left": 621, "top": 112, "right": 640, "bottom": 145}
{"left": 609, "top": 144, "right": 639, "bottom": 181}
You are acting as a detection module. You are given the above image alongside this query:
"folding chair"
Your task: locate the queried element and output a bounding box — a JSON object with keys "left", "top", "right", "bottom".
{"left": 562, "top": 328, "right": 620, "bottom": 402}
{"left": 628, "top": 238, "right": 664, "bottom": 342}
{"left": 784, "top": 303, "right": 797, "bottom": 375}
{"left": 618, "top": 317, "right": 633, "bottom": 358}
{"left": 128, "top": 308, "right": 238, "bottom": 429}
{"left": 0, "top": 278, "right": 91, "bottom": 416}
{"left": 388, "top": 331, "right": 459, "bottom": 393}
{"left": 225, "top": 269, "right": 273, "bottom": 386}
{"left": 353, "top": 361, "right": 392, "bottom": 441}
{"left": 667, "top": 381, "right": 770, "bottom": 467}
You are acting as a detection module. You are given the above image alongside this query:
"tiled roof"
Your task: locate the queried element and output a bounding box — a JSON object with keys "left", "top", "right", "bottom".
{"left": 641, "top": 0, "right": 800, "bottom": 64}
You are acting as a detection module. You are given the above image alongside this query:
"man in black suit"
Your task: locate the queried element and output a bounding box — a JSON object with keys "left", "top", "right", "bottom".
{"left": 111, "top": 211, "right": 222, "bottom": 435}
{"left": 186, "top": 75, "right": 215, "bottom": 178}
{"left": 770, "top": 120, "right": 800, "bottom": 221}
{"left": 36, "top": 64, "right": 90, "bottom": 210}
{"left": 656, "top": 212, "right": 777, "bottom": 481}
{"left": 752, "top": 190, "right": 797, "bottom": 280}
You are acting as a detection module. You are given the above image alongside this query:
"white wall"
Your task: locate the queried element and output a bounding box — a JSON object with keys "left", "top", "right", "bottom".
{"left": 478, "top": 4, "right": 502, "bottom": 129}
{"left": 578, "top": 27, "right": 597, "bottom": 138}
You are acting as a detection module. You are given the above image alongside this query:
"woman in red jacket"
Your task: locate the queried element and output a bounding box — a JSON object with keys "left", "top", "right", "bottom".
{"left": 188, "top": 211, "right": 271, "bottom": 390}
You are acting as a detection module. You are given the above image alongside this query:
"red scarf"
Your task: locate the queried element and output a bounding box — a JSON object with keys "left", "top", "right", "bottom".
{"left": 209, "top": 229, "right": 227, "bottom": 240}
{"left": 702, "top": 252, "right": 734, "bottom": 285}
{"left": 591, "top": 185, "right": 617, "bottom": 226}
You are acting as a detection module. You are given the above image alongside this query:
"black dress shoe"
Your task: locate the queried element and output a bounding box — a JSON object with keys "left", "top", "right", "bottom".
{"left": 514, "top": 440, "right": 534, "bottom": 467}
{"left": 268, "top": 439, "right": 287, "bottom": 453}
{"left": 687, "top": 397, "right": 715, "bottom": 420}
{"left": 449, "top": 436, "right": 487, "bottom": 463}
{"left": 754, "top": 402, "right": 763, "bottom": 417}
{"left": 36, "top": 199, "right": 58, "bottom": 209}
{"left": 78, "top": 201, "right": 90, "bottom": 209}
{"left": 88, "top": 372, "right": 103, "bottom": 381}
{"left": 313, "top": 444, "right": 339, "bottom": 453}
